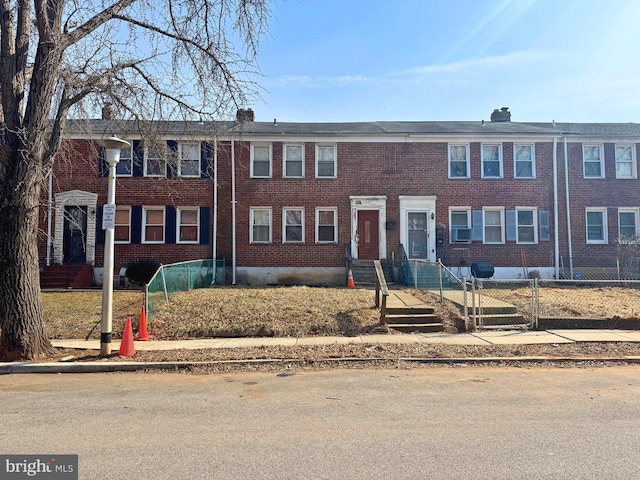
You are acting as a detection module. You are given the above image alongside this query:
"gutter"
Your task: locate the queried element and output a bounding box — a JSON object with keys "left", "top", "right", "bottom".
{"left": 553, "top": 137, "right": 559, "bottom": 279}
{"left": 46, "top": 171, "right": 53, "bottom": 266}
{"left": 211, "top": 136, "right": 218, "bottom": 284}
{"left": 231, "top": 135, "right": 237, "bottom": 284}
{"left": 563, "top": 136, "right": 574, "bottom": 279}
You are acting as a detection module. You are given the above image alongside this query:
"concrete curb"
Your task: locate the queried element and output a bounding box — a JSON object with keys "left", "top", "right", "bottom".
{"left": 2, "top": 356, "right": 640, "bottom": 374}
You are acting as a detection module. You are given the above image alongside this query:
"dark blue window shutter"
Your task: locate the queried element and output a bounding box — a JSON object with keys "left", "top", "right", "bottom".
{"left": 98, "top": 147, "right": 108, "bottom": 177}
{"left": 506, "top": 210, "right": 517, "bottom": 241}
{"left": 165, "top": 206, "right": 176, "bottom": 244}
{"left": 132, "top": 141, "right": 144, "bottom": 177}
{"left": 471, "top": 210, "right": 483, "bottom": 241}
{"left": 167, "top": 140, "right": 178, "bottom": 178}
{"left": 201, "top": 142, "right": 213, "bottom": 178}
{"left": 131, "top": 205, "right": 142, "bottom": 244}
{"left": 200, "top": 206, "right": 211, "bottom": 245}
{"left": 96, "top": 206, "right": 105, "bottom": 245}
{"left": 539, "top": 209, "right": 550, "bottom": 241}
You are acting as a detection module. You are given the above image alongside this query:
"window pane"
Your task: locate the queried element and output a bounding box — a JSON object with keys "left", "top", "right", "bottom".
{"left": 584, "top": 162, "right": 601, "bottom": 177}
{"left": 146, "top": 158, "right": 163, "bottom": 176}
{"left": 450, "top": 161, "right": 467, "bottom": 177}
{"left": 253, "top": 210, "right": 269, "bottom": 225}
{"left": 116, "top": 148, "right": 132, "bottom": 175}
{"left": 114, "top": 226, "right": 130, "bottom": 242}
{"left": 515, "top": 145, "right": 531, "bottom": 162}
{"left": 485, "top": 211, "right": 501, "bottom": 225}
{"left": 584, "top": 146, "right": 600, "bottom": 161}
{"left": 253, "top": 225, "right": 269, "bottom": 242}
{"left": 181, "top": 210, "right": 198, "bottom": 225}
{"left": 317, "top": 146, "right": 334, "bottom": 162}
{"left": 619, "top": 212, "right": 636, "bottom": 238}
{"left": 253, "top": 160, "right": 270, "bottom": 177}
{"left": 145, "top": 226, "right": 163, "bottom": 241}
{"left": 286, "top": 145, "right": 303, "bottom": 161}
{"left": 587, "top": 211, "right": 604, "bottom": 241}
{"left": 286, "top": 161, "right": 303, "bottom": 177}
{"left": 451, "top": 211, "right": 468, "bottom": 228}
{"left": 286, "top": 210, "right": 302, "bottom": 225}
{"left": 518, "top": 227, "right": 535, "bottom": 243}
{"left": 318, "top": 161, "right": 334, "bottom": 177}
{"left": 319, "top": 211, "right": 334, "bottom": 225}
{"left": 254, "top": 146, "right": 270, "bottom": 161}
{"left": 450, "top": 146, "right": 466, "bottom": 161}
{"left": 485, "top": 226, "right": 502, "bottom": 243}
{"left": 146, "top": 210, "right": 163, "bottom": 224}
{"left": 180, "top": 226, "right": 198, "bottom": 242}
{"left": 115, "top": 209, "right": 129, "bottom": 223}
{"left": 518, "top": 210, "right": 534, "bottom": 226}
{"left": 318, "top": 225, "right": 335, "bottom": 242}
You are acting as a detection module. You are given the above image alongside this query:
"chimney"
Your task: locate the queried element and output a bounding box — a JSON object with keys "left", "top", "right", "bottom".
{"left": 490, "top": 107, "right": 511, "bottom": 122}
{"left": 236, "top": 108, "right": 255, "bottom": 123}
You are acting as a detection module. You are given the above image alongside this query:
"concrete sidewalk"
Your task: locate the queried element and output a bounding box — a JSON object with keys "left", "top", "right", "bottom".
{"left": 50, "top": 329, "right": 640, "bottom": 351}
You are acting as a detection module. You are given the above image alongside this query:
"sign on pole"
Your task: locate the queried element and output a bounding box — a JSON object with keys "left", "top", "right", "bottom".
{"left": 102, "top": 204, "right": 116, "bottom": 230}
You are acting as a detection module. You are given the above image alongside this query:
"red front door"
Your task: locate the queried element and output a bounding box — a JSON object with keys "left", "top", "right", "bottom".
{"left": 357, "top": 210, "right": 379, "bottom": 260}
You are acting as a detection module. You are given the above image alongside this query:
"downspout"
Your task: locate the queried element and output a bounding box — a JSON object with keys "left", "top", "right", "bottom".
{"left": 563, "top": 136, "right": 574, "bottom": 278}
{"left": 211, "top": 136, "right": 218, "bottom": 284}
{"left": 46, "top": 171, "right": 53, "bottom": 266}
{"left": 552, "top": 137, "right": 559, "bottom": 279}
{"left": 231, "top": 136, "right": 237, "bottom": 284}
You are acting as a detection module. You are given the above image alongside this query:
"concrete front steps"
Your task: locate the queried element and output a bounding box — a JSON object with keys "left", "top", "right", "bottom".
{"left": 351, "top": 259, "right": 394, "bottom": 286}
{"left": 40, "top": 264, "right": 94, "bottom": 289}
{"left": 384, "top": 291, "right": 444, "bottom": 333}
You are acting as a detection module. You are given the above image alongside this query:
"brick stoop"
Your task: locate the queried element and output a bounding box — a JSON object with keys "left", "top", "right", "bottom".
{"left": 40, "top": 264, "right": 94, "bottom": 289}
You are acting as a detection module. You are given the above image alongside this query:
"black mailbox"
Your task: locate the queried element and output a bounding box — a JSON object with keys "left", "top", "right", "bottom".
{"left": 471, "top": 261, "right": 494, "bottom": 279}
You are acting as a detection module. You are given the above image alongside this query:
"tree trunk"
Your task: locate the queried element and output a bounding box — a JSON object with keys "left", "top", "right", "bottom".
{"left": 0, "top": 152, "right": 55, "bottom": 361}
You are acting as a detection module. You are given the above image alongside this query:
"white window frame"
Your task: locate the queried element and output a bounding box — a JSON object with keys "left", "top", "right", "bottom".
{"left": 483, "top": 207, "right": 505, "bottom": 244}
{"left": 315, "top": 144, "right": 337, "bottom": 178}
{"left": 449, "top": 207, "right": 471, "bottom": 244}
{"left": 250, "top": 143, "right": 272, "bottom": 178}
{"left": 618, "top": 208, "right": 639, "bottom": 242}
{"left": 115, "top": 144, "right": 133, "bottom": 177}
{"left": 316, "top": 207, "right": 338, "bottom": 243}
{"left": 448, "top": 144, "right": 470, "bottom": 179}
{"left": 283, "top": 144, "right": 305, "bottom": 178}
{"left": 583, "top": 144, "right": 604, "bottom": 179}
{"left": 250, "top": 207, "right": 272, "bottom": 243}
{"left": 481, "top": 144, "right": 503, "bottom": 178}
{"left": 514, "top": 144, "right": 535, "bottom": 179}
{"left": 516, "top": 207, "right": 538, "bottom": 244}
{"left": 176, "top": 207, "right": 200, "bottom": 244}
{"left": 586, "top": 207, "right": 608, "bottom": 244}
{"left": 283, "top": 207, "right": 304, "bottom": 243}
{"left": 178, "top": 142, "right": 201, "bottom": 178}
{"left": 142, "top": 206, "right": 165, "bottom": 244}
{"left": 143, "top": 145, "right": 165, "bottom": 177}
{"left": 615, "top": 144, "right": 637, "bottom": 179}
{"left": 114, "top": 206, "right": 131, "bottom": 244}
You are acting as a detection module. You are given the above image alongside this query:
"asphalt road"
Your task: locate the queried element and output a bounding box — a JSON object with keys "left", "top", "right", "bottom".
{"left": 2, "top": 366, "right": 640, "bottom": 479}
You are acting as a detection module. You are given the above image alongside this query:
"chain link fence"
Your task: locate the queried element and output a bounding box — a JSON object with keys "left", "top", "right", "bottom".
{"left": 559, "top": 254, "right": 640, "bottom": 280}
{"left": 145, "top": 259, "right": 225, "bottom": 318}
{"left": 403, "top": 259, "right": 640, "bottom": 331}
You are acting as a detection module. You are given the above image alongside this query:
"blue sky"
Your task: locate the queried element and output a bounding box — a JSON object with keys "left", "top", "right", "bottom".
{"left": 249, "top": 0, "right": 640, "bottom": 123}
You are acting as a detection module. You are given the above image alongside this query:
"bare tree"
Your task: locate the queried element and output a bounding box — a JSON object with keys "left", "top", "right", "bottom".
{"left": 0, "top": 0, "right": 271, "bottom": 359}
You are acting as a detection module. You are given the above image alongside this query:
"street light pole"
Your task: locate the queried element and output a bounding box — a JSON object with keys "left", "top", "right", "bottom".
{"left": 96, "top": 137, "right": 130, "bottom": 355}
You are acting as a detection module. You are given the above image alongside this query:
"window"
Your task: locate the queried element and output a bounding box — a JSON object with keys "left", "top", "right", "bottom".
{"left": 449, "top": 207, "right": 471, "bottom": 243}
{"left": 619, "top": 208, "right": 639, "bottom": 241}
{"left": 586, "top": 208, "right": 607, "bottom": 244}
{"left": 144, "top": 145, "right": 165, "bottom": 177}
{"left": 316, "top": 208, "right": 337, "bottom": 243}
{"left": 251, "top": 144, "right": 272, "bottom": 178}
{"left": 142, "top": 207, "right": 165, "bottom": 243}
{"left": 116, "top": 145, "right": 133, "bottom": 176}
{"left": 114, "top": 207, "right": 131, "bottom": 243}
{"left": 615, "top": 145, "right": 637, "bottom": 179}
{"left": 177, "top": 207, "right": 199, "bottom": 243}
{"left": 482, "top": 144, "right": 502, "bottom": 178}
{"left": 449, "top": 144, "right": 469, "bottom": 178}
{"left": 284, "top": 144, "right": 304, "bottom": 178}
{"left": 583, "top": 145, "right": 604, "bottom": 178}
{"left": 179, "top": 143, "right": 200, "bottom": 177}
{"left": 514, "top": 144, "right": 535, "bottom": 178}
{"left": 250, "top": 207, "right": 271, "bottom": 243}
{"left": 316, "top": 144, "right": 337, "bottom": 178}
{"left": 483, "top": 207, "right": 504, "bottom": 244}
{"left": 516, "top": 207, "right": 538, "bottom": 244}
{"left": 283, "top": 208, "right": 304, "bottom": 243}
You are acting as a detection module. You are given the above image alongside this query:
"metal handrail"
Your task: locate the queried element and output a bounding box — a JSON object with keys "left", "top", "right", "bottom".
{"left": 374, "top": 260, "right": 390, "bottom": 325}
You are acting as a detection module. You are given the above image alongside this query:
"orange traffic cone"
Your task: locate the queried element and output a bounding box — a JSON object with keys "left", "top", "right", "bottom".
{"left": 118, "top": 317, "right": 135, "bottom": 357}
{"left": 347, "top": 269, "right": 355, "bottom": 288}
{"left": 136, "top": 305, "right": 151, "bottom": 341}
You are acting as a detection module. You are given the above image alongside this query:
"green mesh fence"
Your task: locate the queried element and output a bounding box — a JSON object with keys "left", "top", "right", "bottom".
{"left": 145, "top": 259, "right": 225, "bottom": 318}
